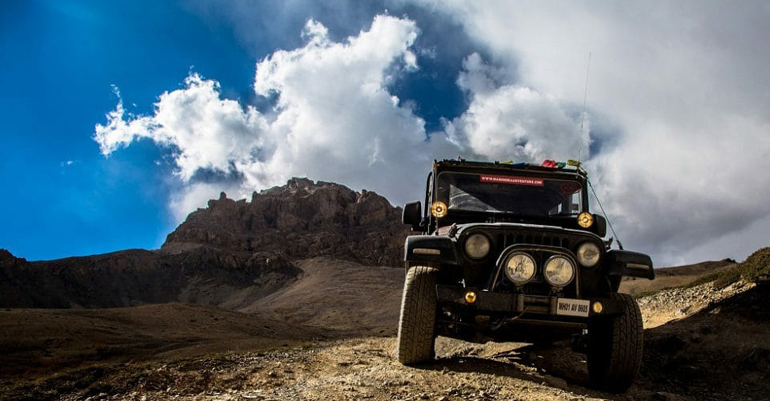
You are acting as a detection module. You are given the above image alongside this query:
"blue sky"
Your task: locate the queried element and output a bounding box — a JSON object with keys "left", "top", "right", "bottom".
{"left": 2, "top": 0, "right": 770, "bottom": 266}
{"left": 1, "top": 1, "right": 251, "bottom": 259}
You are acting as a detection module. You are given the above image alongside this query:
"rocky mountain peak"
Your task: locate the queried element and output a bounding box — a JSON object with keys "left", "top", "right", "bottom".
{"left": 0, "top": 249, "right": 26, "bottom": 268}
{"left": 285, "top": 177, "right": 320, "bottom": 191}
{"left": 163, "top": 178, "right": 409, "bottom": 267}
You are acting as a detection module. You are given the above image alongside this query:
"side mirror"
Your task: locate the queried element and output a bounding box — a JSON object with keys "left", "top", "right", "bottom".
{"left": 402, "top": 201, "right": 422, "bottom": 231}
{"left": 594, "top": 215, "right": 607, "bottom": 238}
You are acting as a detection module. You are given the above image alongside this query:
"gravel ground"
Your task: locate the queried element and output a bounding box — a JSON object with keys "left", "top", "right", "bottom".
{"left": 3, "top": 281, "right": 768, "bottom": 401}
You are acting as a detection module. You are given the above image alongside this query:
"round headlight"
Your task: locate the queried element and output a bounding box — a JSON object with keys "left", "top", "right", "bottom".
{"left": 577, "top": 212, "right": 594, "bottom": 228}
{"left": 543, "top": 255, "right": 575, "bottom": 287}
{"left": 464, "top": 233, "right": 490, "bottom": 259}
{"left": 504, "top": 252, "right": 537, "bottom": 285}
{"left": 577, "top": 242, "right": 601, "bottom": 267}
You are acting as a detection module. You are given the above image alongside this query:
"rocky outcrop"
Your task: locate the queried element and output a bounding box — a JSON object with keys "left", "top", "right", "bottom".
{"left": 162, "top": 178, "right": 410, "bottom": 267}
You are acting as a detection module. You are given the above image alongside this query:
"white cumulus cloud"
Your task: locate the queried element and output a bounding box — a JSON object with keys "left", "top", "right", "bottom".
{"left": 95, "top": 76, "right": 269, "bottom": 183}
{"left": 95, "top": 15, "right": 456, "bottom": 218}
{"left": 445, "top": 53, "right": 588, "bottom": 163}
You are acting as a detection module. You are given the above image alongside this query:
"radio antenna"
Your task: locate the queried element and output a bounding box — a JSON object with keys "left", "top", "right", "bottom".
{"left": 578, "top": 52, "right": 591, "bottom": 164}
{"left": 587, "top": 178, "right": 624, "bottom": 250}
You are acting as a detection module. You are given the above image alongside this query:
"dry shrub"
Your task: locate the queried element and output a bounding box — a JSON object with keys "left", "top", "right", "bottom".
{"left": 739, "top": 247, "right": 770, "bottom": 283}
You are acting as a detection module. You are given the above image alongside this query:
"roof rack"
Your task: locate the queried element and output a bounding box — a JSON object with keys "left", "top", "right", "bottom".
{"left": 434, "top": 158, "right": 588, "bottom": 176}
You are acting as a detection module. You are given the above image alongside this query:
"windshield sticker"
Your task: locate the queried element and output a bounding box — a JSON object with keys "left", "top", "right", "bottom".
{"left": 559, "top": 182, "right": 582, "bottom": 194}
{"left": 480, "top": 175, "right": 544, "bottom": 187}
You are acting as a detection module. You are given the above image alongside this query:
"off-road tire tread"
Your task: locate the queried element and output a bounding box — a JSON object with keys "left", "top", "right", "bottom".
{"left": 396, "top": 266, "right": 438, "bottom": 365}
{"left": 588, "top": 292, "right": 644, "bottom": 392}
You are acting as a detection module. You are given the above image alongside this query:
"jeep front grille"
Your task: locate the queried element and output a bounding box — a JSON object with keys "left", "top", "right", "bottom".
{"left": 496, "top": 233, "right": 570, "bottom": 251}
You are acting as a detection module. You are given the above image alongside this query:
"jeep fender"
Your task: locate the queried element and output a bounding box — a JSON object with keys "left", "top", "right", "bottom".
{"left": 404, "top": 235, "right": 459, "bottom": 267}
{"left": 606, "top": 250, "right": 654, "bottom": 280}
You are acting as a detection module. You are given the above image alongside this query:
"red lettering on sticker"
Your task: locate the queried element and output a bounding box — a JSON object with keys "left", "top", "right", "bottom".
{"left": 480, "top": 175, "right": 544, "bottom": 186}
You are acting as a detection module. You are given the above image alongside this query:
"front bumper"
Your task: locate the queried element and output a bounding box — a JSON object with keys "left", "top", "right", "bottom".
{"left": 436, "top": 285, "right": 624, "bottom": 318}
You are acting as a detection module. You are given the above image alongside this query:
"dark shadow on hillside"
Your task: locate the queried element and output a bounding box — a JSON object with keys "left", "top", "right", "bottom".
{"left": 638, "top": 284, "right": 770, "bottom": 401}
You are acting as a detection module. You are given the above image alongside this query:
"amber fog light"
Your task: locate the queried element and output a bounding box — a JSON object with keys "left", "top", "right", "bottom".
{"left": 431, "top": 201, "right": 448, "bottom": 218}
{"left": 465, "top": 291, "right": 477, "bottom": 304}
{"left": 592, "top": 302, "right": 604, "bottom": 314}
{"left": 577, "top": 212, "right": 594, "bottom": 228}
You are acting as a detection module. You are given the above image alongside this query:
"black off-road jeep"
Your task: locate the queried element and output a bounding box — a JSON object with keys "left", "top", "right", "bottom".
{"left": 396, "top": 159, "right": 654, "bottom": 392}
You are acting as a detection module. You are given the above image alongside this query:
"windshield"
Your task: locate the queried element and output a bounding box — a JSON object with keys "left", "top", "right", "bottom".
{"left": 436, "top": 172, "right": 583, "bottom": 217}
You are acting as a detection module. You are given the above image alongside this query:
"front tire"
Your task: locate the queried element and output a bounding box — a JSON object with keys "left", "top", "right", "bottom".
{"left": 587, "top": 293, "right": 644, "bottom": 392}
{"left": 396, "top": 266, "right": 438, "bottom": 365}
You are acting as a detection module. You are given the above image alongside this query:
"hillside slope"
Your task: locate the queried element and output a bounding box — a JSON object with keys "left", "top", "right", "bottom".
{"left": 241, "top": 257, "right": 404, "bottom": 334}
{"left": 619, "top": 259, "right": 737, "bottom": 296}
{"left": 0, "top": 248, "right": 300, "bottom": 309}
